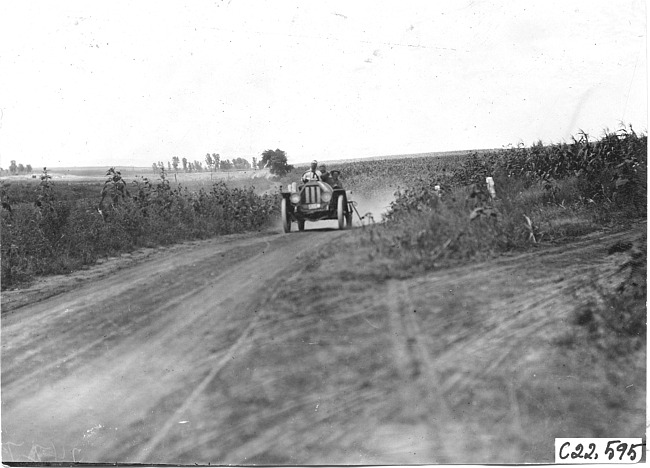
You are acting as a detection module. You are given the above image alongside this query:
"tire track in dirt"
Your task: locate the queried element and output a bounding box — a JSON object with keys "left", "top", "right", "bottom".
{"left": 2, "top": 239, "right": 270, "bottom": 392}
{"left": 375, "top": 224, "right": 643, "bottom": 462}
{"left": 385, "top": 280, "right": 478, "bottom": 462}
{"left": 360, "top": 224, "right": 643, "bottom": 463}
{"left": 421, "top": 229, "right": 640, "bottom": 398}
{"left": 164, "top": 262, "right": 399, "bottom": 464}
{"left": 131, "top": 236, "right": 331, "bottom": 462}
{"left": 132, "top": 318, "right": 260, "bottom": 461}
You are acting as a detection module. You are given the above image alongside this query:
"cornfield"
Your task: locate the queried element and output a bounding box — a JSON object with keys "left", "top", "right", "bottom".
{"left": 352, "top": 127, "right": 646, "bottom": 274}
{"left": 1, "top": 168, "right": 279, "bottom": 288}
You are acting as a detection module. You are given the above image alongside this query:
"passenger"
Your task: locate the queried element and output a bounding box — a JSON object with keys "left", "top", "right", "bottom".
{"left": 301, "top": 160, "right": 321, "bottom": 183}
{"left": 319, "top": 164, "right": 331, "bottom": 185}
{"left": 329, "top": 170, "right": 342, "bottom": 188}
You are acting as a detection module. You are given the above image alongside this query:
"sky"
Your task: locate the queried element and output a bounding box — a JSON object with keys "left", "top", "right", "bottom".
{"left": 0, "top": 0, "right": 647, "bottom": 168}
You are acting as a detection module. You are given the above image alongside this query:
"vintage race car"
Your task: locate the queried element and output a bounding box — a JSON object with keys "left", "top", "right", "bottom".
{"left": 280, "top": 173, "right": 353, "bottom": 232}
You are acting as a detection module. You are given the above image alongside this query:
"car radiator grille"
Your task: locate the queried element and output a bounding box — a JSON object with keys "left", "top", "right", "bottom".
{"left": 302, "top": 186, "right": 321, "bottom": 204}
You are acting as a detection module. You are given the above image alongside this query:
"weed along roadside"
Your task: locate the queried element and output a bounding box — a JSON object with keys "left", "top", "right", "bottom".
{"left": 0, "top": 167, "right": 281, "bottom": 290}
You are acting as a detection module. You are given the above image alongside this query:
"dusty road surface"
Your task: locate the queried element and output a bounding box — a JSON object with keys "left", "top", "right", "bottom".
{"left": 1, "top": 222, "right": 645, "bottom": 464}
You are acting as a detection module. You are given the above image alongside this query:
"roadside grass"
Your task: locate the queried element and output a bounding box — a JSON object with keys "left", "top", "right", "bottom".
{"left": 333, "top": 177, "right": 610, "bottom": 279}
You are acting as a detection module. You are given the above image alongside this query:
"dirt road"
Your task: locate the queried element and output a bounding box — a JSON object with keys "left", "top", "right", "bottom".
{"left": 1, "top": 222, "right": 645, "bottom": 464}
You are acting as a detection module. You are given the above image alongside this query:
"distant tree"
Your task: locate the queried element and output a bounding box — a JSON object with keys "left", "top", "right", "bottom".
{"left": 167, "top": 161, "right": 171, "bottom": 170}
{"left": 232, "top": 157, "right": 251, "bottom": 170}
{"left": 194, "top": 160, "right": 203, "bottom": 171}
{"left": 9, "top": 160, "right": 17, "bottom": 175}
{"left": 152, "top": 163, "right": 159, "bottom": 173}
{"left": 17, "top": 163, "right": 25, "bottom": 173}
{"left": 252, "top": 156, "right": 257, "bottom": 170}
{"left": 260, "top": 149, "right": 293, "bottom": 176}
{"left": 212, "top": 153, "right": 220, "bottom": 171}
{"left": 220, "top": 159, "right": 233, "bottom": 170}
{"left": 172, "top": 156, "right": 180, "bottom": 171}
{"left": 205, "top": 153, "right": 213, "bottom": 172}
{"left": 182, "top": 157, "right": 188, "bottom": 172}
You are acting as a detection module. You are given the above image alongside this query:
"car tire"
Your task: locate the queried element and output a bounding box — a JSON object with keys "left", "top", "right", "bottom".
{"left": 345, "top": 209, "right": 353, "bottom": 229}
{"left": 337, "top": 195, "right": 345, "bottom": 230}
{"left": 298, "top": 220, "right": 305, "bottom": 231}
{"left": 281, "top": 198, "right": 291, "bottom": 233}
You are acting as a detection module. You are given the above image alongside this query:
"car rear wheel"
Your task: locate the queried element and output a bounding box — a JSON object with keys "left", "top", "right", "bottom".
{"left": 337, "top": 195, "right": 346, "bottom": 230}
{"left": 281, "top": 198, "right": 291, "bottom": 233}
{"left": 298, "top": 220, "right": 305, "bottom": 231}
{"left": 345, "top": 209, "right": 353, "bottom": 229}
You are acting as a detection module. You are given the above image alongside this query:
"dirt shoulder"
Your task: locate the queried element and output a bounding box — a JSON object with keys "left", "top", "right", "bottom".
{"left": 0, "top": 230, "right": 270, "bottom": 313}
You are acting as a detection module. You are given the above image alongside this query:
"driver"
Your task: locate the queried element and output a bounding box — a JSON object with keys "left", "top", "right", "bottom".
{"left": 301, "top": 160, "right": 321, "bottom": 182}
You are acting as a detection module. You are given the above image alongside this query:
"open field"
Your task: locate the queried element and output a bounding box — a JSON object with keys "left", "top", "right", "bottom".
{"left": 1, "top": 130, "right": 646, "bottom": 463}
{"left": 0, "top": 166, "right": 274, "bottom": 183}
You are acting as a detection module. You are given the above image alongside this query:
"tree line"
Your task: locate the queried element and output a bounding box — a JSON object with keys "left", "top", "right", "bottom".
{"left": 0, "top": 161, "right": 34, "bottom": 176}
{"left": 151, "top": 148, "right": 295, "bottom": 177}
{"left": 152, "top": 154, "right": 256, "bottom": 173}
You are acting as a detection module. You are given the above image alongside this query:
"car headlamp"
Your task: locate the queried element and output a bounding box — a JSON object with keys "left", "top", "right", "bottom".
{"left": 290, "top": 193, "right": 301, "bottom": 204}
{"left": 321, "top": 191, "right": 332, "bottom": 203}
